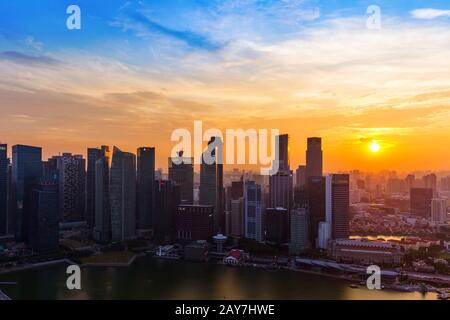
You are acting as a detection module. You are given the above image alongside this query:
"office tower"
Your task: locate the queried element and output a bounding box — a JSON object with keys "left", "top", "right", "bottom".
{"left": 93, "top": 157, "right": 110, "bottom": 242}
{"left": 410, "top": 188, "right": 433, "bottom": 218}
{"left": 405, "top": 174, "right": 416, "bottom": 191}
{"left": 7, "top": 160, "right": 14, "bottom": 235}
{"left": 387, "top": 178, "right": 406, "bottom": 194}
{"left": 0, "top": 144, "right": 7, "bottom": 236}
{"left": 28, "top": 180, "right": 59, "bottom": 253}
{"left": 154, "top": 180, "right": 180, "bottom": 242}
{"left": 52, "top": 153, "right": 85, "bottom": 223}
{"left": 423, "top": 174, "right": 437, "bottom": 195}
{"left": 289, "top": 208, "right": 309, "bottom": 255}
{"left": 137, "top": 147, "right": 155, "bottom": 230}
{"left": 431, "top": 198, "right": 447, "bottom": 224}
{"left": 265, "top": 208, "right": 289, "bottom": 245}
{"left": 306, "top": 137, "right": 323, "bottom": 179}
{"left": 295, "top": 165, "right": 306, "bottom": 188}
{"left": 168, "top": 150, "right": 194, "bottom": 204}
{"left": 440, "top": 176, "right": 450, "bottom": 192}
{"left": 86, "top": 146, "right": 110, "bottom": 228}
{"left": 110, "top": 147, "right": 136, "bottom": 242}
{"left": 230, "top": 198, "right": 244, "bottom": 238}
{"left": 269, "top": 134, "right": 293, "bottom": 210}
{"left": 199, "top": 137, "right": 224, "bottom": 233}
{"left": 244, "top": 181, "right": 263, "bottom": 242}
{"left": 12, "top": 145, "right": 42, "bottom": 242}
{"left": 175, "top": 205, "right": 214, "bottom": 241}
{"left": 307, "top": 176, "right": 325, "bottom": 249}
{"left": 326, "top": 174, "right": 350, "bottom": 241}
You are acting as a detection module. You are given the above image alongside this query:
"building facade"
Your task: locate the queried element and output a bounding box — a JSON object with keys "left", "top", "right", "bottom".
{"left": 137, "top": 147, "right": 155, "bottom": 230}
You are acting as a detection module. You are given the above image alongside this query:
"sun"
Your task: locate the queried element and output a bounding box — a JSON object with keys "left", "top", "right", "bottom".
{"left": 369, "top": 141, "right": 381, "bottom": 153}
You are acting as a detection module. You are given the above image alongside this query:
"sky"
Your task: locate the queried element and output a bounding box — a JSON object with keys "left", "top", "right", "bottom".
{"left": 0, "top": 0, "right": 450, "bottom": 173}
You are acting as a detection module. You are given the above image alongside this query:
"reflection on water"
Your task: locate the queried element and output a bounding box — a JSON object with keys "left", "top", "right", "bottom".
{"left": 0, "top": 257, "right": 437, "bottom": 300}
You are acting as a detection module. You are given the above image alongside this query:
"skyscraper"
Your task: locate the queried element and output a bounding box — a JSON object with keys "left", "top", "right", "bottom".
{"left": 327, "top": 174, "right": 350, "bottom": 240}
{"left": 423, "top": 174, "right": 437, "bottom": 195}
{"left": 12, "top": 145, "right": 42, "bottom": 242}
{"left": 289, "top": 208, "right": 309, "bottom": 255}
{"left": 431, "top": 198, "right": 447, "bottom": 224}
{"left": 244, "top": 181, "right": 262, "bottom": 242}
{"left": 154, "top": 180, "right": 180, "bottom": 242}
{"left": 110, "top": 147, "right": 136, "bottom": 242}
{"left": 265, "top": 207, "right": 289, "bottom": 245}
{"left": 93, "top": 156, "right": 111, "bottom": 242}
{"left": 28, "top": 180, "right": 59, "bottom": 253}
{"left": 306, "top": 137, "right": 323, "bottom": 179}
{"left": 269, "top": 134, "right": 293, "bottom": 210}
{"left": 169, "top": 150, "right": 194, "bottom": 205}
{"left": 410, "top": 188, "right": 433, "bottom": 218}
{"left": 307, "top": 176, "right": 325, "bottom": 249}
{"left": 86, "top": 146, "right": 110, "bottom": 229}
{"left": 53, "top": 153, "right": 85, "bottom": 223}
{"left": 199, "top": 137, "right": 224, "bottom": 233}
{"left": 0, "top": 144, "right": 7, "bottom": 236}
{"left": 295, "top": 165, "right": 306, "bottom": 189}
{"left": 137, "top": 147, "right": 155, "bottom": 230}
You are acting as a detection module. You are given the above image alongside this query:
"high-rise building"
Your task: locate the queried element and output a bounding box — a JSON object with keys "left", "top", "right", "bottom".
{"left": 289, "top": 208, "right": 309, "bottom": 255}
{"left": 28, "top": 180, "right": 59, "bottom": 253}
{"left": 199, "top": 137, "right": 224, "bottom": 233}
{"left": 86, "top": 146, "right": 110, "bottom": 228}
{"left": 244, "top": 181, "right": 263, "bottom": 242}
{"left": 110, "top": 147, "right": 136, "bottom": 242}
{"left": 229, "top": 180, "right": 244, "bottom": 238}
{"left": 306, "top": 137, "right": 323, "bottom": 179}
{"left": 295, "top": 165, "right": 306, "bottom": 189}
{"left": 0, "top": 144, "right": 7, "bottom": 236}
{"left": 93, "top": 157, "right": 111, "bottom": 242}
{"left": 269, "top": 134, "right": 293, "bottom": 210}
{"left": 12, "top": 145, "right": 42, "bottom": 242}
{"left": 440, "top": 176, "right": 450, "bottom": 192}
{"left": 423, "top": 174, "right": 437, "bottom": 195}
{"left": 169, "top": 150, "right": 194, "bottom": 204}
{"left": 410, "top": 188, "right": 433, "bottom": 218}
{"left": 307, "top": 176, "right": 325, "bottom": 249}
{"left": 326, "top": 174, "right": 350, "bottom": 241}
{"left": 175, "top": 205, "right": 213, "bottom": 241}
{"left": 137, "top": 147, "right": 155, "bottom": 230}
{"left": 431, "top": 198, "right": 447, "bottom": 224}
{"left": 154, "top": 180, "right": 180, "bottom": 242}
{"left": 265, "top": 207, "right": 289, "bottom": 245}
{"left": 51, "top": 153, "right": 85, "bottom": 223}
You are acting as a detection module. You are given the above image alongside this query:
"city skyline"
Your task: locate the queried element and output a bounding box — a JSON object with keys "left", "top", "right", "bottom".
{"left": 1, "top": 1, "right": 450, "bottom": 172}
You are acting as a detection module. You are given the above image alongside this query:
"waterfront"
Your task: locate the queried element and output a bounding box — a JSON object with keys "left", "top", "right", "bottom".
{"left": 0, "top": 257, "right": 438, "bottom": 300}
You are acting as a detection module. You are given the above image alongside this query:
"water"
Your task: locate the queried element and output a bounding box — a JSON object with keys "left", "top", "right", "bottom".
{"left": 0, "top": 257, "right": 437, "bottom": 300}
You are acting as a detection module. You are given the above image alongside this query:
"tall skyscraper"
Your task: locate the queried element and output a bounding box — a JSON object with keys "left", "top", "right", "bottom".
{"left": 307, "top": 176, "right": 325, "bottom": 249}
{"left": 110, "top": 147, "right": 136, "bottom": 242}
{"left": 269, "top": 134, "right": 293, "bottom": 210}
{"left": 244, "top": 181, "right": 262, "bottom": 242}
{"left": 28, "top": 179, "right": 59, "bottom": 253}
{"left": 265, "top": 207, "right": 289, "bottom": 245}
{"left": 199, "top": 137, "right": 224, "bottom": 233}
{"left": 295, "top": 165, "right": 306, "bottom": 189}
{"left": 93, "top": 156, "right": 111, "bottom": 242}
{"left": 306, "top": 137, "right": 323, "bottom": 179}
{"left": 0, "top": 144, "right": 7, "bottom": 236}
{"left": 52, "top": 153, "right": 85, "bottom": 223}
{"left": 137, "top": 147, "right": 155, "bottom": 230}
{"left": 289, "top": 208, "right": 309, "bottom": 255}
{"left": 86, "top": 146, "right": 110, "bottom": 229}
{"left": 423, "top": 174, "right": 437, "bottom": 195}
{"left": 410, "top": 188, "right": 433, "bottom": 218}
{"left": 169, "top": 150, "right": 194, "bottom": 205}
{"left": 154, "top": 180, "right": 180, "bottom": 242}
{"left": 12, "top": 145, "right": 42, "bottom": 242}
{"left": 431, "top": 198, "right": 447, "bottom": 224}
{"left": 327, "top": 174, "right": 350, "bottom": 241}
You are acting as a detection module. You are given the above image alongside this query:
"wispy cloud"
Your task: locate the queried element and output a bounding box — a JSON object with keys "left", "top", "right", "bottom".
{"left": 0, "top": 51, "right": 60, "bottom": 65}
{"left": 411, "top": 8, "right": 450, "bottom": 19}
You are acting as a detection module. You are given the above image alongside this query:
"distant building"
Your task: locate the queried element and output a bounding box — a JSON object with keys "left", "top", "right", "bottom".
{"left": 230, "top": 198, "right": 244, "bottom": 238}
{"left": 137, "top": 147, "right": 155, "bottom": 230}
{"left": 199, "top": 137, "right": 224, "bottom": 233}
{"left": 269, "top": 134, "right": 293, "bottom": 210}
{"left": 410, "top": 188, "right": 433, "bottom": 218}
{"left": 289, "top": 208, "right": 309, "bottom": 255}
{"left": 12, "top": 145, "right": 42, "bottom": 242}
{"left": 0, "top": 144, "right": 7, "bottom": 236}
{"left": 93, "top": 156, "right": 110, "bottom": 242}
{"left": 154, "top": 180, "right": 180, "bottom": 242}
{"left": 327, "top": 174, "right": 350, "bottom": 241}
{"left": 306, "top": 137, "right": 323, "bottom": 180}
{"left": 295, "top": 165, "right": 306, "bottom": 189}
{"left": 265, "top": 208, "right": 289, "bottom": 245}
{"left": 431, "top": 198, "right": 447, "bottom": 224}
{"left": 28, "top": 180, "right": 59, "bottom": 253}
{"left": 307, "top": 176, "right": 325, "bottom": 249}
{"left": 169, "top": 150, "right": 194, "bottom": 205}
{"left": 175, "top": 205, "right": 213, "bottom": 241}
{"left": 244, "top": 181, "right": 263, "bottom": 242}
{"left": 423, "top": 174, "right": 437, "bottom": 195}
{"left": 110, "top": 147, "right": 136, "bottom": 242}
{"left": 223, "top": 249, "right": 244, "bottom": 265}
{"left": 328, "top": 239, "right": 403, "bottom": 266}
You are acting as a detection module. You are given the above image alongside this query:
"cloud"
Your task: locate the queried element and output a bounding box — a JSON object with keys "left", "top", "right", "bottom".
{"left": 0, "top": 51, "right": 60, "bottom": 66}
{"left": 411, "top": 8, "right": 450, "bottom": 20}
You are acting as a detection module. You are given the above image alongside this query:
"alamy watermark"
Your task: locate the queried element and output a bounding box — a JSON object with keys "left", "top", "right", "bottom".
{"left": 367, "top": 5, "right": 381, "bottom": 30}
{"left": 66, "top": 265, "right": 81, "bottom": 290}
{"left": 66, "top": 5, "right": 81, "bottom": 30}
{"left": 366, "top": 265, "right": 382, "bottom": 290}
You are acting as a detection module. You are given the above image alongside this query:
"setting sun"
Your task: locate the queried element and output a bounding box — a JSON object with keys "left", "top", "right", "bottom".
{"left": 369, "top": 141, "right": 381, "bottom": 153}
